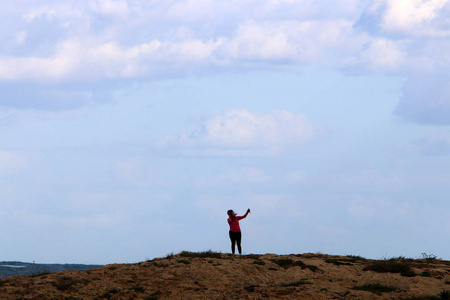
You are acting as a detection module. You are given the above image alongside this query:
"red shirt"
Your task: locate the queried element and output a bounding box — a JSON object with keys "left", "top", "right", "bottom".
{"left": 228, "top": 211, "right": 249, "bottom": 232}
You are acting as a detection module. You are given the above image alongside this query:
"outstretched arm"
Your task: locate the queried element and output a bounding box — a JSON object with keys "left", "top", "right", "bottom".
{"left": 241, "top": 208, "right": 251, "bottom": 219}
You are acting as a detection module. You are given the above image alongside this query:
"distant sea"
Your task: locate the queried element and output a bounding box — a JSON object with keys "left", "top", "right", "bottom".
{"left": 0, "top": 261, "right": 101, "bottom": 279}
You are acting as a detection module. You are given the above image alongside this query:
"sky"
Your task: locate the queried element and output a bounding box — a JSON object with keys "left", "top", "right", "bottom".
{"left": 1, "top": 0, "right": 450, "bottom": 264}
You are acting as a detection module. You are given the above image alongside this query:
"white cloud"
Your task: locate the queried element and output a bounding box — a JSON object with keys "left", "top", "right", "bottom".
{"left": 1, "top": 0, "right": 447, "bottom": 73}
{"left": 379, "top": 0, "right": 450, "bottom": 37}
{"left": 161, "top": 109, "right": 314, "bottom": 156}
{"left": 90, "top": 0, "right": 131, "bottom": 18}
{"left": 224, "top": 21, "right": 298, "bottom": 61}
{"left": 1, "top": 0, "right": 450, "bottom": 124}
{"left": 14, "top": 31, "right": 27, "bottom": 45}
{"left": 222, "top": 20, "right": 356, "bottom": 63}
{"left": 353, "top": 39, "right": 407, "bottom": 72}
{"left": 0, "top": 1, "right": 362, "bottom": 84}
{"left": 166, "top": 0, "right": 217, "bottom": 21}
{"left": 0, "top": 37, "right": 224, "bottom": 81}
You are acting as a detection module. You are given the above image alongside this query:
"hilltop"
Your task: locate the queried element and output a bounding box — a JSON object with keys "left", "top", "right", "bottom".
{"left": 0, "top": 251, "right": 449, "bottom": 299}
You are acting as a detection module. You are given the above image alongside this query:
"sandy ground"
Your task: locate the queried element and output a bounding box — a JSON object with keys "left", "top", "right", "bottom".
{"left": 0, "top": 252, "right": 449, "bottom": 299}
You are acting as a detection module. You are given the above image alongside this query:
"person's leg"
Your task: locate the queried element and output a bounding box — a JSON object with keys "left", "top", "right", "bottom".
{"left": 236, "top": 232, "right": 242, "bottom": 254}
{"left": 229, "top": 231, "right": 236, "bottom": 254}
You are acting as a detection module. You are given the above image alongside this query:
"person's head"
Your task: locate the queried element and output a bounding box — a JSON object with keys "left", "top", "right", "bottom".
{"left": 227, "top": 210, "right": 235, "bottom": 218}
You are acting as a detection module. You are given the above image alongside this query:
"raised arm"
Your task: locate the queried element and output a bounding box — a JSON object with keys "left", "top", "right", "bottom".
{"left": 240, "top": 208, "right": 251, "bottom": 219}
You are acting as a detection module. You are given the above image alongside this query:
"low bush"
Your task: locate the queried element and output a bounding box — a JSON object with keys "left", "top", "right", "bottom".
{"left": 0, "top": 279, "right": 9, "bottom": 287}
{"left": 244, "top": 254, "right": 262, "bottom": 260}
{"left": 52, "top": 276, "right": 79, "bottom": 291}
{"left": 420, "top": 271, "right": 432, "bottom": 277}
{"left": 324, "top": 258, "right": 352, "bottom": 266}
{"left": 244, "top": 285, "right": 259, "bottom": 292}
{"left": 363, "top": 261, "right": 415, "bottom": 276}
{"left": 406, "top": 290, "right": 450, "bottom": 300}
{"left": 270, "top": 259, "right": 295, "bottom": 269}
{"left": 132, "top": 286, "right": 145, "bottom": 293}
{"left": 31, "top": 271, "right": 51, "bottom": 278}
{"left": 420, "top": 253, "right": 441, "bottom": 262}
{"left": 153, "top": 262, "right": 169, "bottom": 268}
{"left": 177, "top": 259, "right": 191, "bottom": 265}
{"left": 280, "top": 280, "right": 311, "bottom": 287}
{"left": 352, "top": 283, "right": 397, "bottom": 295}
{"left": 346, "top": 255, "right": 367, "bottom": 261}
{"left": 270, "top": 259, "right": 319, "bottom": 272}
{"left": 440, "top": 290, "right": 450, "bottom": 299}
{"left": 180, "top": 250, "right": 222, "bottom": 259}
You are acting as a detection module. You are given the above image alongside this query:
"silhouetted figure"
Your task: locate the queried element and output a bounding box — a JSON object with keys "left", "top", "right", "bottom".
{"left": 227, "top": 208, "right": 250, "bottom": 255}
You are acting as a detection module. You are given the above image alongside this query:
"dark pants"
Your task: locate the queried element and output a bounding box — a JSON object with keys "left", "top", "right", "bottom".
{"left": 229, "top": 231, "right": 242, "bottom": 254}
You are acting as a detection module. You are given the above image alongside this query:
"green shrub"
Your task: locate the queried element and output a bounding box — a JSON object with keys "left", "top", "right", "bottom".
{"left": 153, "top": 262, "right": 169, "bottom": 268}
{"left": 31, "top": 271, "right": 51, "bottom": 278}
{"left": 145, "top": 291, "right": 160, "bottom": 300}
{"left": 296, "top": 260, "right": 319, "bottom": 272}
{"left": 244, "top": 254, "right": 262, "bottom": 260}
{"left": 0, "top": 279, "right": 9, "bottom": 287}
{"left": 280, "top": 280, "right": 311, "bottom": 287}
{"left": 177, "top": 259, "right": 191, "bottom": 265}
{"left": 420, "top": 271, "right": 432, "bottom": 277}
{"left": 346, "top": 255, "right": 367, "bottom": 261}
{"left": 406, "top": 290, "right": 450, "bottom": 300}
{"left": 363, "top": 261, "right": 415, "bottom": 276}
{"left": 270, "top": 259, "right": 319, "bottom": 272}
{"left": 352, "top": 283, "right": 397, "bottom": 295}
{"left": 324, "top": 258, "right": 352, "bottom": 266}
{"left": 244, "top": 285, "right": 259, "bottom": 292}
{"left": 132, "top": 286, "right": 145, "bottom": 293}
{"left": 180, "top": 250, "right": 222, "bottom": 259}
{"left": 253, "top": 260, "right": 265, "bottom": 265}
{"left": 52, "top": 276, "right": 79, "bottom": 291}
{"left": 270, "top": 259, "right": 295, "bottom": 269}
{"left": 420, "top": 253, "right": 441, "bottom": 262}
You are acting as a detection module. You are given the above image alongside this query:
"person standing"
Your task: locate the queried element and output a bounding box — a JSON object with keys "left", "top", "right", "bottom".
{"left": 227, "top": 208, "right": 250, "bottom": 255}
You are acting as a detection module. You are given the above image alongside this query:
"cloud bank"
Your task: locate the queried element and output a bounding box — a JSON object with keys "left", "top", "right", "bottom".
{"left": 160, "top": 109, "right": 313, "bottom": 156}
{"left": 1, "top": 0, "right": 450, "bottom": 124}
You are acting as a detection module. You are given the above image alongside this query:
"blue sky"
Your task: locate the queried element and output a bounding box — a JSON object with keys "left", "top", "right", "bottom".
{"left": 1, "top": 0, "right": 450, "bottom": 264}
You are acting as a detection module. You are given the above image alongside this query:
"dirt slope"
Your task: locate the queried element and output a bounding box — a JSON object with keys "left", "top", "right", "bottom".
{"left": 0, "top": 252, "right": 449, "bottom": 299}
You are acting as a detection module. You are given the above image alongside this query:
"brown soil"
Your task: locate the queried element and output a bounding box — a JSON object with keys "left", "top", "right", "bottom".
{"left": 0, "top": 252, "right": 449, "bottom": 299}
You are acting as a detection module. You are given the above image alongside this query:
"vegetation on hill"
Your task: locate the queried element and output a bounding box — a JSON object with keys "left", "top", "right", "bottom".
{"left": 0, "top": 251, "right": 449, "bottom": 299}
